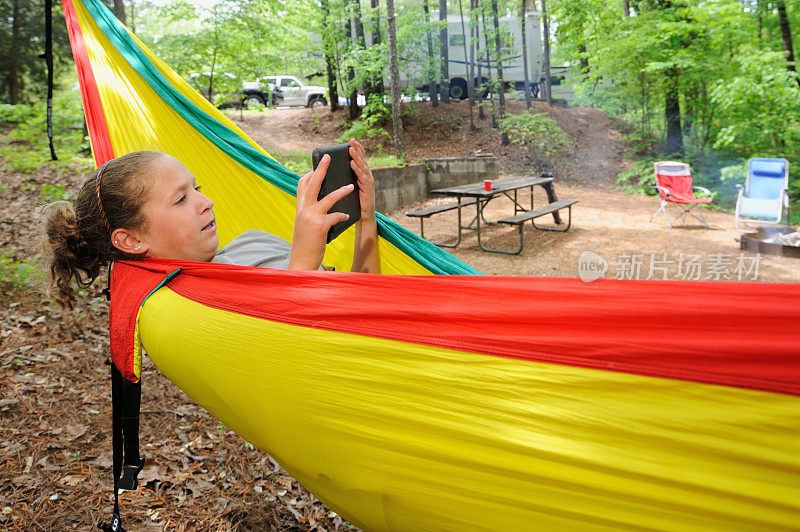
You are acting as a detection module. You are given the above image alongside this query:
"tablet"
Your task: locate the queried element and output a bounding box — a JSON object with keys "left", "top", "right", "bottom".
{"left": 312, "top": 143, "right": 361, "bottom": 243}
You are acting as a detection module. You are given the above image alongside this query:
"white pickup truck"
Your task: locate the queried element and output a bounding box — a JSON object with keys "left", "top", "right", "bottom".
{"left": 241, "top": 76, "right": 327, "bottom": 108}
{"left": 260, "top": 76, "right": 328, "bottom": 108}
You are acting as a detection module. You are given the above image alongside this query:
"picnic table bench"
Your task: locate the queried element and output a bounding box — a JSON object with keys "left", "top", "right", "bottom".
{"left": 490, "top": 199, "right": 579, "bottom": 255}
{"left": 407, "top": 175, "right": 577, "bottom": 254}
{"left": 406, "top": 198, "right": 477, "bottom": 245}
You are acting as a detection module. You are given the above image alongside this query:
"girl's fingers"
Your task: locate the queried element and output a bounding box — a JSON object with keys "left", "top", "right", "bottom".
{"left": 350, "top": 154, "right": 368, "bottom": 176}
{"left": 351, "top": 138, "right": 366, "bottom": 159}
{"left": 306, "top": 154, "right": 330, "bottom": 201}
{"left": 318, "top": 183, "right": 355, "bottom": 212}
{"left": 297, "top": 173, "right": 310, "bottom": 196}
{"left": 325, "top": 212, "right": 350, "bottom": 227}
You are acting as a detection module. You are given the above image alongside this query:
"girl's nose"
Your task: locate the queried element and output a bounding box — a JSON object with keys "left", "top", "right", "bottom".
{"left": 198, "top": 190, "right": 213, "bottom": 212}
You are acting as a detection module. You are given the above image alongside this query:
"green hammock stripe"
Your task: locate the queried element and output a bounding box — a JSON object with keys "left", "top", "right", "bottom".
{"left": 81, "top": 0, "right": 479, "bottom": 276}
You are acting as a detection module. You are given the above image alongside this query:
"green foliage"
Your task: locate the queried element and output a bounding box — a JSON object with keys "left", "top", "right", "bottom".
{"left": 338, "top": 94, "right": 391, "bottom": 143}
{"left": 0, "top": 249, "right": 40, "bottom": 292}
{"left": 368, "top": 154, "right": 403, "bottom": 168}
{"left": 549, "top": 0, "right": 799, "bottom": 209}
{"left": 710, "top": 49, "right": 800, "bottom": 153}
{"left": 616, "top": 157, "right": 656, "bottom": 195}
{"left": 0, "top": 80, "right": 92, "bottom": 173}
{"left": 136, "top": 0, "right": 320, "bottom": 100}
{"left": 499, "top": 111, "right": 572, "bottom": 158}
{"left": 0, "top": 84, "right": 93, "bottom": 174}
{"left": 272, "top": 150, "right": 313, "bottom": 176}
{"left": 40, "top": 184, "right": 72, "bottom": 202}
{"left": 622, "top": 129, "right": 659, "bottom": 157}
{"left": 0, "top": 1, "right": 73, "bottom": 104}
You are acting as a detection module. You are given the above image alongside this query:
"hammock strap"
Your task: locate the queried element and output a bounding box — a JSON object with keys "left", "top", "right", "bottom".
{"left": 98, "top": 363, "right": 144, "bottom": 532}
{"left": 41, "top": 0, "right": 57, "bottom": 161}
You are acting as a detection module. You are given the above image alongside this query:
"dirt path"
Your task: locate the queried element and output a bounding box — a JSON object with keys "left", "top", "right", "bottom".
{"left": 228, "top": 100, "right": 630, "bottom": 187}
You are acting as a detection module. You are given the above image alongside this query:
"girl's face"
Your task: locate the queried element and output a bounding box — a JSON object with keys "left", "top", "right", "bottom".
{"left": 134, "top": 155, "right": 219, "bottom": 261}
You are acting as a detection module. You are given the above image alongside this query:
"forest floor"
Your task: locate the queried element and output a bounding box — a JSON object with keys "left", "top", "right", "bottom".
{"left": 235, "top": 99, "right": 629, "bottom": 186}
{"left": 2, "top": 100, "right": 798, "bottom": 530}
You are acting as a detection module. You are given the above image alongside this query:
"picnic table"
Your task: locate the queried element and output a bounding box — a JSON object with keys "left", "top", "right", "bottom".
{"left": 408, "top": 175, "right": 577, "bottom": 254}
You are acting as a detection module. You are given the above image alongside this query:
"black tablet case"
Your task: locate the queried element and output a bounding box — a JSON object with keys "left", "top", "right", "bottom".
{"left": 312, "top": 143, "right": 361, "bottom": 243}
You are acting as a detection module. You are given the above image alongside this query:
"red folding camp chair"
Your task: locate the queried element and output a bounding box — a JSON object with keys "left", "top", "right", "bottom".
{"left": 651, "top": 161, "right": 712, "bottom": 229}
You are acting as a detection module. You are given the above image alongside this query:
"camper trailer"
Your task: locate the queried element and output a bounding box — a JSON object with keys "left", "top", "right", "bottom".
{"left": 405, "top": 11, "right": 545, "bottom": 100}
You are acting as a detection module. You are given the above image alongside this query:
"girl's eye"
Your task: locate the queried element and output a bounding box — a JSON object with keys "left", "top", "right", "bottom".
{"left": 175, "top": 194, "right": 187, "bottom": 205}
{"left": 194, "top": 185, "right": 202, "bottom": 192}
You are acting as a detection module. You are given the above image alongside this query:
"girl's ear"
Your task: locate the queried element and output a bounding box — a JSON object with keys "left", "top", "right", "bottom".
{"left": 111, "top": 227, "right": 148, "bottom": 255}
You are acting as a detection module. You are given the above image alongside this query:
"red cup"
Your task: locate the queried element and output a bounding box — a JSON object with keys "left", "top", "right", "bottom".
{"left": 484, "top": 180, "right": 492, "bottom": 191}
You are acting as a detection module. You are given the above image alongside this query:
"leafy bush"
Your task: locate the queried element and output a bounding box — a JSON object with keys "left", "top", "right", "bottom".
{"left": 0, "top": 250, "right": 41, "bottom": 293}
{"left": 710, "top": 49, "right": 800, "bottom": 154}
{"left": 616, "top": 157, "right": 656, "bottom": 194}
{"left": 41, "top": 184, "right": 73, "bottom": 202}
{"left": 368, "top": 154, "right": 403, "bottom": 168}
{"left": 273, "top": 150, "right": 313, "bottom": 176}
{"left": 338, "top": 94, "right": 392, "bottom": 143}
{"left": 0, "top": 83, "right": 93, "bottom": 174}
{"left": 499, "top": 111, "right": 572, "bottom": 158}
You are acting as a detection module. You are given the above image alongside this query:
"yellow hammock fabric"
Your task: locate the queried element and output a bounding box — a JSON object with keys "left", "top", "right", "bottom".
{"left": 65, "top": 0, "right": 800, "bottom": 530}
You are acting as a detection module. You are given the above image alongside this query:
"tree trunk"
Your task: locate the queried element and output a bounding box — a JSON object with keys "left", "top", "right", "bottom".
{"left": 520, "top": 0, "right": 531, "bottom": 108}
{"left": 459, "top": 0, "right": 477, "bottom": 130}
{"left": 439, "top": 0, "right": 450, "bottom": 103}
{"left": 352, "top": 0, "right": 369, "bottom": 104}
{"left": 664, "top": 67, "right": 683, "bottom": 154}
{"left": 321, "top": 0, "right": 340, "bottom": 111}
{"left": 113, "top": 0, "right": 126, "bottom": 25}
{"left": 468, "top": 0, "right": 479, "bottom": 118}
{"left": 423, "top": 0, "right": 439, "bottom": 107}
{"left": 482, "top": 12, "right": 498, "bottom": 129}
{"left": 130, "top": 0, "right": 136, "bottom": 33}
{"left": 386, "top": 0, "right": 406, "bottom": 161}
{"left": 368, "top": 0, "right": 385, "bottom": 98}
{"left": 207, "top": 32, "right": 217, "bottom": 103}
{"left": 346, "top": 16, "right": 361, "bottom": 120}
{"left": 474, "top": 0, "right": 485, "bottom": 119}
{"left": 756, "top": 0, "right": 763, "bottom": 41}
{"left": 578, "top": 44, "right": 589, "bottom": 80}
{"left": 776, "top": 1, "right": 799, "bottom": 87}
{"left": 540, "top": 0, "right": 552, "bottom": 105}
{"left": 622, "top": 0, "right": 629, "bottom": 18}
{"left": 491, "top": 0, "right": 508, "bottom": 144}
{"left": 7, "top": 0, "right": 21, "bottom": 104}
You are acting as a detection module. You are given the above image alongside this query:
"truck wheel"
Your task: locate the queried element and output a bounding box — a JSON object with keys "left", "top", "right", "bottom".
{"left": 244, "top": 94, "right": 265, "bottom": 110}
{"left": 449, "top": 78, "right": 468, "bottom": 100}
{"left": 309, "top": 96, "right": 327, "bottom": 108}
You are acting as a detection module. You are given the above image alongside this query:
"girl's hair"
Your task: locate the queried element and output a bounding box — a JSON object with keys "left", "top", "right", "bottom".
{"left": 42, "top": 151, "right": 162, "bottom": 308}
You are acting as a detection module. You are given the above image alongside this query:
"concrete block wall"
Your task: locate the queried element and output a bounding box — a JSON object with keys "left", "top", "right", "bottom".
{"left": 373, "top": 156, "right": 499, "bottom": 213}
{"left": 423, "top": 157, "right": 499, "bottom": 191}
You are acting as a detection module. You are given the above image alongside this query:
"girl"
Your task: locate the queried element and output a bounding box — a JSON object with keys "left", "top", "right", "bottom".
{"left": 43, "top": 138, "right": 380, "bottom": 308}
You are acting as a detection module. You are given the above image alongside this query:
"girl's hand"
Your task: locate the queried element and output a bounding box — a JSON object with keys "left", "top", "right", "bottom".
{"left": 348, "top": 138, "right": 381, "bottom": 274}
{"left": 348, "top": 138, "right": 376, "bottom": 221}
{"left": 288, "top": 154, "right": 355, "bottom": 270}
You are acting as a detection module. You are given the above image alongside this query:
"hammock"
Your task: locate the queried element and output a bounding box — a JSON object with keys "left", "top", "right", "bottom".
{"left": 64, "top": 0, "right": 800, "bottom": 530}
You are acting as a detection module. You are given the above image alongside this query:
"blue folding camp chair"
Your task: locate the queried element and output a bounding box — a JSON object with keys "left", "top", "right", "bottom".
{"left": 735, "top": 158, "right": 790, "bottom": 233}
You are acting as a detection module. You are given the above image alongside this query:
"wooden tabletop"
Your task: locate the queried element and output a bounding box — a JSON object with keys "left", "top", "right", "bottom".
{"left": 431, "top": 175, "right": 554, "bottom": 198}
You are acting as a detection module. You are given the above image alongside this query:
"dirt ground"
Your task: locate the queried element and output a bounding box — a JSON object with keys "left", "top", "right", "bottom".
{"left": 388, "top": 181, "right": 800, "bottom": 282}
{"left": 232, "top": 99, "right": 630, "bottom": 186}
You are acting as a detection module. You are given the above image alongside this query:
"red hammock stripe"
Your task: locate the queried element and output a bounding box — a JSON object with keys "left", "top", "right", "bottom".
{"left": 63, "top": 0, "right": 114, "bottom": 165}
{"left": 111, "top": 260, "right": 800, "bottom": 396}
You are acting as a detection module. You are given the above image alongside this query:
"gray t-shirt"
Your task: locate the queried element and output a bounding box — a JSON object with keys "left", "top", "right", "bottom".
{"left": 212, "top": 229, "right": 329, "bottom": 270}
{"left": 212, "top": 229, "right": 292, "bottom": 269}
